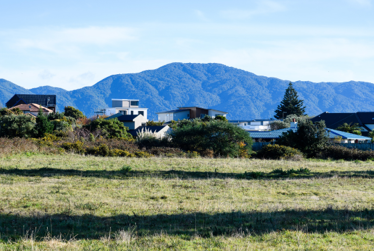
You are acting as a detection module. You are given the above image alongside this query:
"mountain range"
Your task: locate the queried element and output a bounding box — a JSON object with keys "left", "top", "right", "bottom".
{"left": 1, "top": 63, "right": 374, "bottom": 120}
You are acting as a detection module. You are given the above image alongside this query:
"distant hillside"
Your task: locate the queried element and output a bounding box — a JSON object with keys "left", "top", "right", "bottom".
{"left": 2, "top": 63, "right": 374, "bottom": 119}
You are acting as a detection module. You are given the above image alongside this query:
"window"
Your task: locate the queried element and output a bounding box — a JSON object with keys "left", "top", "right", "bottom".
{"left": 130, "top": 101, "right": 139, "bottom": 106}
{"left": 138, "top": 111, "right": 144, "bottom": 116}
{"left": 131, "top": 111, "right": 134, "bottom": 115}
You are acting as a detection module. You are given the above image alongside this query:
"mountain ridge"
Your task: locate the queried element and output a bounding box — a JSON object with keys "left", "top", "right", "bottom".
{"left": 1, "top": 63, "right": 374, "bottom": 119}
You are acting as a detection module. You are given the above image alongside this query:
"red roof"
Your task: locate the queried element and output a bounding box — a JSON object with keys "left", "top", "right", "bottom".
{"left": 11, "top": 103, "right": 53, "bottom": 113}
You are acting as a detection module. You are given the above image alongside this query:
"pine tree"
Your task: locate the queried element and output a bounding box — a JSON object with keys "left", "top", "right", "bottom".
{"left": 274, "top": 82, "right": 306, "bottom": 119}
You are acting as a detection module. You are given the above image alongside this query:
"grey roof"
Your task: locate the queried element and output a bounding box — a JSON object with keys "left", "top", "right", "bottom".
{"left": 156, "top": 109, "right": 189, "bottom": 114}
{"left": 6, "top": 94, "right": 56, "bottom": 108}
{"left": 248, "top": 127, "right": 371, "bottom": 140}
{"left": 105, "top": 114, "right": 140, "bottom": 122}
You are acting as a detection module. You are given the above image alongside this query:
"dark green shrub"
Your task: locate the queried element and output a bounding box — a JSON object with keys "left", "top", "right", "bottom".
{"left": 84, "top": 118, "right": 132, "bottom": 139}
{"left": 0, "top": 115, "right": 36, "bottom": 138}
{"left": 320, "top": 145, "right": 374, "bottom": 161}
{"left": 0, "top": 108, "right": 23, "bottom": 116}
{"left": 277, "top": 120, "right": 328, "bottom": 157}
{"left": 120, "top": 165, "right": 132, "bottom": 174}
{"left": 170, "top": 119, "right": 253, "bottom": 157}
{"left": 64, "top": 106, "right": 85, "bottom": 120}
{"left": 256, "top": 144, "right": 302, "bottom": 160}
{"left": 47, "top": 112, "right": 65, "bottom": 121}
{"left": 36, "top": 109, "right": 54, "bottom": 138}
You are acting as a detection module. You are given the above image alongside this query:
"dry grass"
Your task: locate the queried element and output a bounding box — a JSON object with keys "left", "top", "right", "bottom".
{"left": 0, "top": 154, "right": 374, "bottom": 250}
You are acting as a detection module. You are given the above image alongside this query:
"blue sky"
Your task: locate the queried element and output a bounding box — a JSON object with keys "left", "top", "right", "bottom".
{"left": 0, "top": 0, "right": 373, "bottom": 90}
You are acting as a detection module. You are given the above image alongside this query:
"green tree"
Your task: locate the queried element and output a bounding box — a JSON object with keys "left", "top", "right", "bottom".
{"left": 276, "top": 120, "right": 328, "bottom": 157}
{"left": 336, "top": 123, "right": 362, "bottom": 136}
{"left": 0, "top": 108, "right": 23, "bottom": 116}
{"left": 35, "top": 108, "right": 54, "bottom": 137}
{"left": 84, "top": 118, "right": 132, "bottom": 139}
{"left": 0, "top": 115, "right": 36, "bottom": 138}
{"left": 274, "top": 82, "right": 306, "bottom": 119}
{"left": 369, "top": 130, "right": 374, "bottom": 143}
{"left": 170, "top": 119, "right": 253, "bottom": 157}
{"left": 146, "top": 120, "right": 164, "bottom": 126}
{"left": 64, "top": 106, "right": 85, "bottom": 120}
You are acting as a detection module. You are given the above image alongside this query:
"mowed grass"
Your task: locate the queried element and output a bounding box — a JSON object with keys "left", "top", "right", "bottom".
{"left": 0, "top": 155, "right": 374, "bottom": 250}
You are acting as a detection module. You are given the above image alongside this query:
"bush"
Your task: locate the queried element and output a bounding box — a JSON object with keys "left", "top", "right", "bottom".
{"left": 84, "top": 118, "right": 132, "bottom": 139}
{"left": 277, "top": 120, "right": 328, "bottom": 157}
{"left": 64, "top": 106, "right": 85, "bottom": 120}
{"left": 61, "top": 141, "right": 85, "bottom": 154}
{"left": 35, "top": 110, "right": 54, "bottom": 138}
{"left": 0, "top": 115, "right": 36, "bottom": 138}
{"left": 171, "top": 119, "right": 253, "bottom": 157}
{"left": 319, "top": 145, "right": 374, "bottom": 161}
{"left": 256, "top": 144, "right": 302, "bottom": 160}
{"left": 0, "top": 108, "right": 23, "bottom": 116}
{"left": 135, "top": 151, "right": 153, "bottom": 158}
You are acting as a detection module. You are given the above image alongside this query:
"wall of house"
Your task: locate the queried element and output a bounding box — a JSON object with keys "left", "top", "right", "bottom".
{"left": 132, "top": 115, "right": 148, "bottom": 130}
{"left": 127, "top": 108, "right": 148, "bottom": 119}
{"left": 122, "top": 122, "right": 136, "bottom": 130}
{"left": 208, "top": 110, "right": 227, "bottom": 118}
{"left": 158, "top": 110, "right": 190, "bottom": 122}
{"left": 365, "top": 124, "right": 374, "bottom": 130}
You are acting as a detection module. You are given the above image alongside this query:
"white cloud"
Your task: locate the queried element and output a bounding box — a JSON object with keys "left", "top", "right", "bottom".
{"left": 221, "top": 1, "right": 286, "bottom": 20}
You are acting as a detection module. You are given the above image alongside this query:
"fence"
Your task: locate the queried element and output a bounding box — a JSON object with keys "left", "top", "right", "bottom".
{"left": 252, "top": 142, "right": 374, "bottom": 151}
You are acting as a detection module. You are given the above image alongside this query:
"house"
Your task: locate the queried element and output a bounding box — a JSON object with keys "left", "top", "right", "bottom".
{"left": 157, "top": 106, "right": 228, "bottom": 122}
{"left": 6, "top": 94, "right": 56, "bottom": 112}
{"left": 105, "top": 114, "right": 147, "bottom": 130}
{"left": 95, "top": 99, "right": 148, "bottom": 119}
{"left": 128, "top": 125, "right": 171, "bottom": 139}
{"left": 249, "top": 122, "right": 371, "bottom": 143}
{"left": 10, "top": 103, "right": 53, "bottom": 116}
{"left": 311, "top": 112, "right": 374, "bottom": 136}
{"left": 230, "top": 119, "right": 274, "bottom": 131}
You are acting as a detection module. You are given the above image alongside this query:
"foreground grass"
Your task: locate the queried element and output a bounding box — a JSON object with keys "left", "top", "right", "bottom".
{"left": 0, "top": 154, "right": 374, "bottom": 250}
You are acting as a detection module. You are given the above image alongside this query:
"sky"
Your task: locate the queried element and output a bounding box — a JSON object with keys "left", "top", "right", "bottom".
{"left": 0, "top": 0, "right": 373, "bottom": 90}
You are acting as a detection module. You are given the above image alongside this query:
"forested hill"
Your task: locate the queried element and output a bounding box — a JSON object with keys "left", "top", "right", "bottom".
{"left": 1, "top": 63, "right": 374, "bottom": 120}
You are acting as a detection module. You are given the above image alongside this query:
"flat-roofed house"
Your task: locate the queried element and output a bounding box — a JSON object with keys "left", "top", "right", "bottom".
{"left": 95, "top": 99, "right": 148, "bottom": 120}
{"left": 157, "top": 106, "right": 228, "bottom": 122}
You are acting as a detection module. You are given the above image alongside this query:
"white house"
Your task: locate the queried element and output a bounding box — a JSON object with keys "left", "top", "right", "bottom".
{"left": 105, "top": 114, "right": 148, "bottom": 130}
{"left": 230, "top": 119, "right": 274, "bottom": 131}
{"left": 157, "top": 107, "right": 228, "bottom": 122}
{"left": 96, "top": 99, "right": 148, "bottom": 119}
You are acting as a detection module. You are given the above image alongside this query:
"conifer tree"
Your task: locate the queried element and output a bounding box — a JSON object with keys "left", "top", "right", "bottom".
{"left": 274, "top": 82, "right": 306, "bottom": 119}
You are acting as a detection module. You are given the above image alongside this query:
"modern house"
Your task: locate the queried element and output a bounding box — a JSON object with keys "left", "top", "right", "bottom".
{"left": 157, "top": 107, "right": 228, "bottom": 122}
{"left": 311, "top": 112, "right": 374, "bottom": 136}
{"left": 249, "top": 122, "right": 371, "bottom": 143}
{"left": 6, "top": 94, "right": 57, "bottom": 112}
{"left": 95, "top": 99, "right": 148, "bottom": 119}
{"left": 10, "top": 103, "right": 53, "bottom": 116}
{"left": 128, "top": 125, "right": 171, "bottom": 139}
{"left": 230, "top": 119, "right": 274, "bottom": 131}
{"left": 105, "top": 114, "right": 148, "bottom": 130}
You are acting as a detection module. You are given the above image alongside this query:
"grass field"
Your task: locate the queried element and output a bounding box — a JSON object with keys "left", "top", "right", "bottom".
{"left": 0, "top": 154, "right": 374, "bottom": 250}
